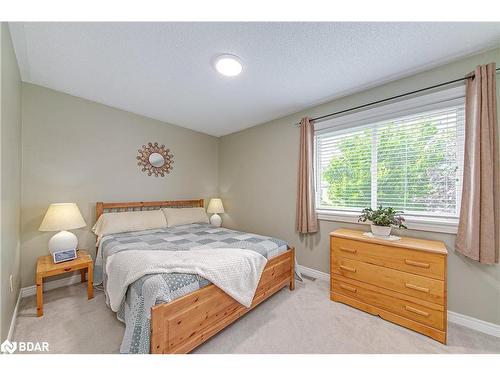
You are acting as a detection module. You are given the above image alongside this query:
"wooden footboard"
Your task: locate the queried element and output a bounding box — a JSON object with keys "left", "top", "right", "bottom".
{"left": 150, "top": 247, "right": 295, "bottom": 354}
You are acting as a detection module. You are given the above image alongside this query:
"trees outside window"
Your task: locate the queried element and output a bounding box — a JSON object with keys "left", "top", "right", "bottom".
{"left": 318, "top": 106, "right": 463, "bottom": 217}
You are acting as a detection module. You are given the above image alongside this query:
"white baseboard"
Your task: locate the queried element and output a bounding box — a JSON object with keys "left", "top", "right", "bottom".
{"left": 20, "top": 274, "right": 82, "bottom": 298}
{"left": 6, "top": 291, "right": 22, "bottom": 341}
{"left": 297, "top": 264, "right": 500, "bottom": 338}
{"left": 297, "top": 264, "right": 330, "bottom": 281}
{"left": 448, "top": 311, "right": 500, "bottom": 338}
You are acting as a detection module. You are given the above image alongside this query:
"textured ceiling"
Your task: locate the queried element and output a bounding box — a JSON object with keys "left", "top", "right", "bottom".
{"left": 9, "top": 22, "right": 500, "bottom": 136}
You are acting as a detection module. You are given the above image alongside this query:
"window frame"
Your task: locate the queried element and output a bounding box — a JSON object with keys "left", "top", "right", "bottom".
{"left": 314, "top": 86, "right": 466, "bottom": 234}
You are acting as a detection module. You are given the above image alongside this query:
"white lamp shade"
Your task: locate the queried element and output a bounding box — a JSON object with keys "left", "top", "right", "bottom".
{"left": 39, "top": 203, "right": 87, "bottom": 232}
{"left": 207, "top": 198, "right": 225, "bottom": 214}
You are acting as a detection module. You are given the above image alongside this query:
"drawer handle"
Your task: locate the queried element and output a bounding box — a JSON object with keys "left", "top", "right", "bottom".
{"left": 339, "top": 265, "right": 356, "bottom": 273}
{"left": 339, "top": 284, "right": 357, "bottom": 293}
{"left": 63, "top": 267, "right": 72, "bottom": 272}
{"left": 405, "top": 283, "right": 430, "bottom": 293}
{"left": 405, "top": 305, "right": 430, "bottom": 317}
{"left": 404, "top": 259, "right": 430, "bottom": 269}
{"left": 340, "top": 247, "right": 357, "bottom": 254}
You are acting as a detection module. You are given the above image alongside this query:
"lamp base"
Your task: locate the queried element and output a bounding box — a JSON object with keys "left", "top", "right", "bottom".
{"left": 49, "top": 231, "right": 78, "bottom": 263}
{"left": 209, "top": 213, "right": 222, "bottom": 227}
{"left": 49, "top": 230, "right": 78, "bottom": 253}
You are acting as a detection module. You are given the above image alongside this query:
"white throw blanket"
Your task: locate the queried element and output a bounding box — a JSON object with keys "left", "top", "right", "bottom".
{"left": 105, "top": 248, "right": 268, "bottom": 310}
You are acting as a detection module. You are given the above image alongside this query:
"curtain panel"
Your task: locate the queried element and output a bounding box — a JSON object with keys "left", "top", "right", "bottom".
{"left": 296, "top": 117, "right": 319, "bottom": 234}
{"left": 456, "top": 63, "right": 499, "bottom": 264}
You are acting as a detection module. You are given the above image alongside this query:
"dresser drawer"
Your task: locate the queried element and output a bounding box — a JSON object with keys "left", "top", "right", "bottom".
{"left": 332, "top": 279, "right": 445, "bottom": 330}
{"left": 332, "top": 257, "right": 445, "bottom": 305}
{"left": 332, "top": 237, "right": 445, "bottom": 280}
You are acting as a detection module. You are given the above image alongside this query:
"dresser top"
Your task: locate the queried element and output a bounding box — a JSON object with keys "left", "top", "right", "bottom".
{"left": 330, "top": 229, "right": 448, "bottom": 255}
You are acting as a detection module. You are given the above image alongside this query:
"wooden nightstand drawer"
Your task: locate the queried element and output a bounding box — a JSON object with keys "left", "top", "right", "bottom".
{"left": 332, "top": 237, "right": 445, "bottom": 280}
{"left": 332, "top": 279, "right": 445, "bottom": 330}
{"left": 333, "top": 257, "right": 445, "bottom": 305}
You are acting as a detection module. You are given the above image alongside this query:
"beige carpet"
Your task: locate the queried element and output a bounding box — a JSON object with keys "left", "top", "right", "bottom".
{"left": 13, "top": 278, "right": 500, "bottom": 354}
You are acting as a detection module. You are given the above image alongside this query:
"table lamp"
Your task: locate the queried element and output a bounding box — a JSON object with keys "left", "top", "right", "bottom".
{"left": 207, "top": 198, "right": 225, "bottom": 227}
{"left": 39, "top": 203, "right": 87, "bottom": 263}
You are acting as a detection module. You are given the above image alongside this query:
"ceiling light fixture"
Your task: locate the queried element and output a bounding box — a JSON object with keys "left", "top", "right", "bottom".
{"left": 214, "top": 54, "right": 243, "bottom": 77}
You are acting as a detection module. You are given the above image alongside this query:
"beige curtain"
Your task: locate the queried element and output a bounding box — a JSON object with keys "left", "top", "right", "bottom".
{"left": 296, "top": 117, "right": 318, "bottom": 234}
{"left": 456, "top": 63, "right": 499, "bottom": 264}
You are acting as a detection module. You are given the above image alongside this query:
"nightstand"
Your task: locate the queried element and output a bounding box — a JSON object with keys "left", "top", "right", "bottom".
{"left": 36, "top": 249, "right": 94, "bottom": 317}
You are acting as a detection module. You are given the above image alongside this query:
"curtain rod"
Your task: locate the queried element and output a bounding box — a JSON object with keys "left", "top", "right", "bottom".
{"left": 295, "top": 67, "right": 500, "bottom": 126}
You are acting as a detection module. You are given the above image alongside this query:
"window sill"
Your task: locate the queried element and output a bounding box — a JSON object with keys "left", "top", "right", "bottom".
{"left": 317, "top": 209, "right": 458, "bottom": 234}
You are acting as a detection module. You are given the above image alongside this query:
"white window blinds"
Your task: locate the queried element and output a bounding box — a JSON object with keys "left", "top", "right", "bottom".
{"left": 316, "top": 102, "right": 465, "bottom": 219}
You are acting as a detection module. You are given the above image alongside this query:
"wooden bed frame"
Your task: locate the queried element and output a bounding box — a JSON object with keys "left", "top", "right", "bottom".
{"left": 95, "top": 199, "right": 295, "bottom": 354}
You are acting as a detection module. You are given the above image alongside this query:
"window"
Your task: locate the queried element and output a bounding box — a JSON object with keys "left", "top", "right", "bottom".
{"left": 315, "top": 87, "right": 465, "bottom": 232}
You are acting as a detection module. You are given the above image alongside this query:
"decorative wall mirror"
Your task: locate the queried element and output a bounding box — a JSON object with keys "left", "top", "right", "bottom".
{"left": 137, "top": 142, "right": 174, "bottom": 177}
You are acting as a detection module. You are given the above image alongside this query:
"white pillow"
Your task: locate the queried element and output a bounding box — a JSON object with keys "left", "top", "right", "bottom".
{"left": 162, "top": 207, "right": 209, "bottom": 227}
{"left": 92, "top": 209, "right": 167, "bottom": 239}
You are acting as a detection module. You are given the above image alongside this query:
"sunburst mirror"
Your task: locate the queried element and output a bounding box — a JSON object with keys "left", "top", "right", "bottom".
{"left": 136, "top": 142, "right": 174, "bottom": 177}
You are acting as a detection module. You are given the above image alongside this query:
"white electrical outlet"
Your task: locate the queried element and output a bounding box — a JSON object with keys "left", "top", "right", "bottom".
{"left": 10, "top": 274, "right": 14, "bottom": 292}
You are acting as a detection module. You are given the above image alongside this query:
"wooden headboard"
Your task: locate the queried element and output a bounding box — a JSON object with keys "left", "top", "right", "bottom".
{"left": 95, "top": 199, "right": 204, "bottom": 221}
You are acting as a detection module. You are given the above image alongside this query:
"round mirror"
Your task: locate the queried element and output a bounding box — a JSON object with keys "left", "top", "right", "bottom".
{"left": 149, "top": 152, "right": 165, "bottom": 168}
{"left": 137, "top": 142, "right": 174, "bottom": 177}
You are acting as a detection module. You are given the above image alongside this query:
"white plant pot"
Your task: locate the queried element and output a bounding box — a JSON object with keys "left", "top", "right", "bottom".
{"left": 370, "top": 224, "right": 392, "bottom": 237}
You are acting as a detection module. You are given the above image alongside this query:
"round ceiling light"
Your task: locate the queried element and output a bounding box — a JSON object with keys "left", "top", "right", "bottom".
{"left": 214, "top": 54, "right": 243, "bottom": 77}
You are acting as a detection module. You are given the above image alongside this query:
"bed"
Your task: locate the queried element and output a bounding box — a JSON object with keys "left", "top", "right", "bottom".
{"left": 95, "top": 199, "right": 295, "bottom": 354}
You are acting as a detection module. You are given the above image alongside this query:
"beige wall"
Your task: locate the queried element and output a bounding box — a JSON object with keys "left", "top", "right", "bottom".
{"left": 21, "top": 83, "right": 219, "bottom": 287}
{"left": 7, "top": 39, "right": 500, "bottom": 329}
{"left": 0, "top": 23, "right": 22, "bottom": 341}
{"left": 219, "top": 48, "right": 500, "bottom": 325}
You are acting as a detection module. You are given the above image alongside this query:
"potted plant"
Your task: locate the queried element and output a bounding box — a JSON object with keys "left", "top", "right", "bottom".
{"left": 358, "top": 205, "right": 407, "bottom": 237}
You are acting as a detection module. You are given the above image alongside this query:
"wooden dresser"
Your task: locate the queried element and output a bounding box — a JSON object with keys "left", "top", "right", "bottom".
{"left": 330, "top": 229, "right": 447, "bottom": 343}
